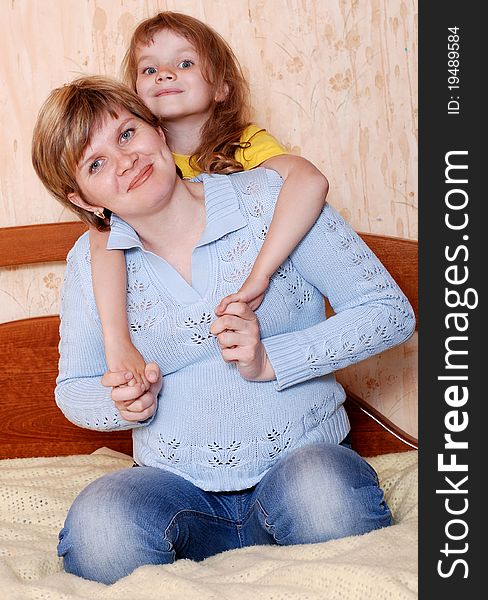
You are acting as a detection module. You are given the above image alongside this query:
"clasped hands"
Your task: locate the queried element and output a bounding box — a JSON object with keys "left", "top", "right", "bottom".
{"left": 101, "top": 364, "right": 162, "bottom": 423}
{"left": 102, "top": 301, "right": 275, "bottom": 422}
{"left": 210, "top": 300, "right": 275, "bottom": 382}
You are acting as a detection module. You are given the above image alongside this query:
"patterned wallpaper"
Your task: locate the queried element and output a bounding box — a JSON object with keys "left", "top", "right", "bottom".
{"left": 0, "top": 0, "right": 418, "bottom": 435}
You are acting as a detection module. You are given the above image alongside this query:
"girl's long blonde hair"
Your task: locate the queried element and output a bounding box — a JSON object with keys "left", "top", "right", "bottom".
{"left": 122, "top": 11, "right": 251, "bottom": 174}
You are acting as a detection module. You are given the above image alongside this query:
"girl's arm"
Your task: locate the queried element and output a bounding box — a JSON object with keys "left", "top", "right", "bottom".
{"left": 216, "top": 155, "right": 328, "bottom": 313}
{"left": 89, "top": 227, "right": 148, "bottom": 388}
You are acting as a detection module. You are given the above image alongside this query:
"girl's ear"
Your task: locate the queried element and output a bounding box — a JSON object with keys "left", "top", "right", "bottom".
{"left": 67, "top": 192, "right": 102, "bottom": 214}
{"left": 214, "top": 82, "right": 229, "bottom": 103}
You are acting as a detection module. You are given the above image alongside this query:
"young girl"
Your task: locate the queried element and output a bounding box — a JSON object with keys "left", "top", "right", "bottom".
{"left": 89, "top": 11, "right": 329, "bottom": 387}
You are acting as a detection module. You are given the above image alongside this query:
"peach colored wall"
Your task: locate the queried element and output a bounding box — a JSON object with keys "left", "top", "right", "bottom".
{"left": 0, "top": 0, "right": 418, "bottom": 436}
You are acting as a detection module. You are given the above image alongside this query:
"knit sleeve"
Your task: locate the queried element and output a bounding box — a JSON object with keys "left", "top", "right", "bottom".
{"left": 262, "top": 203, "right": 416, "bottom": 390}
{"left": 55, "top": 237, "right": 150, "bottom": 431}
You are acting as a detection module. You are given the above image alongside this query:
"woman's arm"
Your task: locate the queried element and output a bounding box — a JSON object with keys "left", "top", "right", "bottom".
{"left": 55, "top": 238, "right": 154, "bottom": 430}
{"left": 213, "top": 185, "right": 415, "bottom": 388}
{"left": 212, "top": 202, "right": 415, "bottom": 388}
{"left": 89, "top": 226, "right": 148, "bottom": 387}
{"left": 215, "top": 155, "right": 328, "bottom": 313}
{"left": 259, "top": 201, "right": 416, "bottom": 390}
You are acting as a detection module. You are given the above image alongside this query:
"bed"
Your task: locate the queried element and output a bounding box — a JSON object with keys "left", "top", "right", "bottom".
{"left": 0, "top": 222, "right": 418, "bottom": 599}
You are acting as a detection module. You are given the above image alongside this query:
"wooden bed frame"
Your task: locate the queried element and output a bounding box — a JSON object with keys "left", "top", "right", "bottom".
{"left": 0, "top": 222, "right": 418, "bottom": 460}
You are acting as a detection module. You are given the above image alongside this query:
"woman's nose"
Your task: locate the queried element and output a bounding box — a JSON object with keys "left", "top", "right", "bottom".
{"left": 116, "top": 151, "right": 137, "bottom": 175}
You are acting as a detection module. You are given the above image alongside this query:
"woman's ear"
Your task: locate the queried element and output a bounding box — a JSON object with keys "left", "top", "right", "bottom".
{"left": 67, "top": 192, "right": 102, "bottom": 214}
{"left": 157, "top": 127, "right": 166, "bottom": 142}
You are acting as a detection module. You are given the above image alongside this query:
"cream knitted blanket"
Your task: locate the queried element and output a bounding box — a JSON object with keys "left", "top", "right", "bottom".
{"left": 0, "top": 449, "right": 417, "bottom": 599}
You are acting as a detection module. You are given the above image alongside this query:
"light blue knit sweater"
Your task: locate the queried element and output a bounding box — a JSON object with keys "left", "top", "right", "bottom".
{"left": 56, "top": 168, "right": 415, "bottom": 491}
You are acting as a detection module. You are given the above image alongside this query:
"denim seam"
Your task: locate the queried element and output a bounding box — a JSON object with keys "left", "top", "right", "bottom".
{"left": 235, "top": 494, "right": 245, "bottom": 547}
{"left": 253, "top": 499, "right": 279, "bottom": 543}
{"left": 164, "top": 508, "right": 238, "bottom": 540}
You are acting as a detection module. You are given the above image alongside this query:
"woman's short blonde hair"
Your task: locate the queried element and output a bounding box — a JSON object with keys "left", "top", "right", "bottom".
{"left": 31, "top": 75, "right": 161, "bottom": 230}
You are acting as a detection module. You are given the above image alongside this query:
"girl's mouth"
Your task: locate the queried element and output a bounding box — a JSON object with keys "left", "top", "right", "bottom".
{"left": 156, "top": 88, "right": 183, "bottom": 97}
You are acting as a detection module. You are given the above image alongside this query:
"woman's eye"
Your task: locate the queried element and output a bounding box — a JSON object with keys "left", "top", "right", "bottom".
{"left": 142, "top": 66, "right": 157, "bottom": 75}
{"left": 178, "top": 60, "right": 194, "bottom": 69}
{"left": 89, "top": 159, "right": 103, "bottom": 174}
{"left": 120, "top": 128, "right": 134, "bottom": 143}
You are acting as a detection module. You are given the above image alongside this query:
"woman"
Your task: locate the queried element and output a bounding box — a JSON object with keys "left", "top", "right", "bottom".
{"left": 32, "top": 76, "right": 415, "bottom": 585}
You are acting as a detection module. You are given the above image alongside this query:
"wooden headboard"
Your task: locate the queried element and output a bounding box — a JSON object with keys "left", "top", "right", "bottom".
{"left": 0, "top": 222, "right": 418, "bottom": 459}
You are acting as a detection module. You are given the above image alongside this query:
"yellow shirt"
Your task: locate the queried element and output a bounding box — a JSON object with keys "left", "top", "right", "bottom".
{"left": 172, "top": 124, "right": 287, "bottom": 179}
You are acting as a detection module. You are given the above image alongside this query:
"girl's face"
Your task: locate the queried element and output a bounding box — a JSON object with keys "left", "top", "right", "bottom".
{"left": 135, "top": 29, "right": 223, "bottom": 122}
{"left": 68, "top": 108, "right": 177, "bottom": 222}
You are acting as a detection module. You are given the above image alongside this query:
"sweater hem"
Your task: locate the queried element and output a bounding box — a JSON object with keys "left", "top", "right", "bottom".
{"left": 133, "top": 406, "right": 350, "bottom": 492}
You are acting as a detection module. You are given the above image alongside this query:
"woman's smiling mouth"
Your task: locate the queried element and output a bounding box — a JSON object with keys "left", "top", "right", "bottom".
{"left": 128, "top": 164, "right": 154, "bottom": 191}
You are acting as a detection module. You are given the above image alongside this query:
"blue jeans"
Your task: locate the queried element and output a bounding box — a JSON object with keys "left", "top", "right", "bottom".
{"left": 58, "top": 442, "right": 392, "bottom": 584}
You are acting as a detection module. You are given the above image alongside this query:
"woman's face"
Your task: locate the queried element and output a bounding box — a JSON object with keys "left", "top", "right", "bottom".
{"left": 69, "top": 108, "right": 176, "bottom": 221}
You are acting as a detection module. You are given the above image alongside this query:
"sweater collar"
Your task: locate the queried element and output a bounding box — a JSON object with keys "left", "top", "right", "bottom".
{"left": 107, "top": 173, "right": 247, "bottom": 251}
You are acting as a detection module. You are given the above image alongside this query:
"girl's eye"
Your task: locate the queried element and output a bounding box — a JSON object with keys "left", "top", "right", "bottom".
{"left": 142, "top": 66, "right": 157, "bottom": 75}
{"left": 178, "top": 60, "right": 194, "bottom": 69}
{"left": 89, "top": 159, "right": 103, "bottom": 174}
{"left": 120, "top": 128, "right": 134, "bottom": 143}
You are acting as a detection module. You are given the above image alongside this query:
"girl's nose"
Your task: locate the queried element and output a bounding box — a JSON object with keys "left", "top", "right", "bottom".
{"left": 156, "top": 68, "right": 175, "bottom": 82}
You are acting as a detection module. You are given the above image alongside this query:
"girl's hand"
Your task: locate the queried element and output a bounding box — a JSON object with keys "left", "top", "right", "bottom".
{"left": 101, "top": 363, "right": 162, "bottom": 422}
{"left": 215, "top": 273, "right": 270, "bottom": 315}
{"left": 210, "top": 301, "right": 275, "bottom": 381}
{"left": 104, "top": 338, "right": 149, "bottom": 391}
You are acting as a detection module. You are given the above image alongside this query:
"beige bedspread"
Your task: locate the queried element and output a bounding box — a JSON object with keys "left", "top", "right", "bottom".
{"left": 0, "top": 450, "right": 417, "bottom": 599}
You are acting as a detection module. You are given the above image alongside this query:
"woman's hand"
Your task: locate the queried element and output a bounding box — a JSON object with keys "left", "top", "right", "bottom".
{"left": 101, "top": 362, "right": 162, "bottom": 422}
{"left": 215, "top": 273, "right": 269, "bottom": 315}
{"left": 210, "top": 302, "right": 275, "bottom": 381}
{"left": 104, "top": 337, "right": 150, "bottom": 391}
